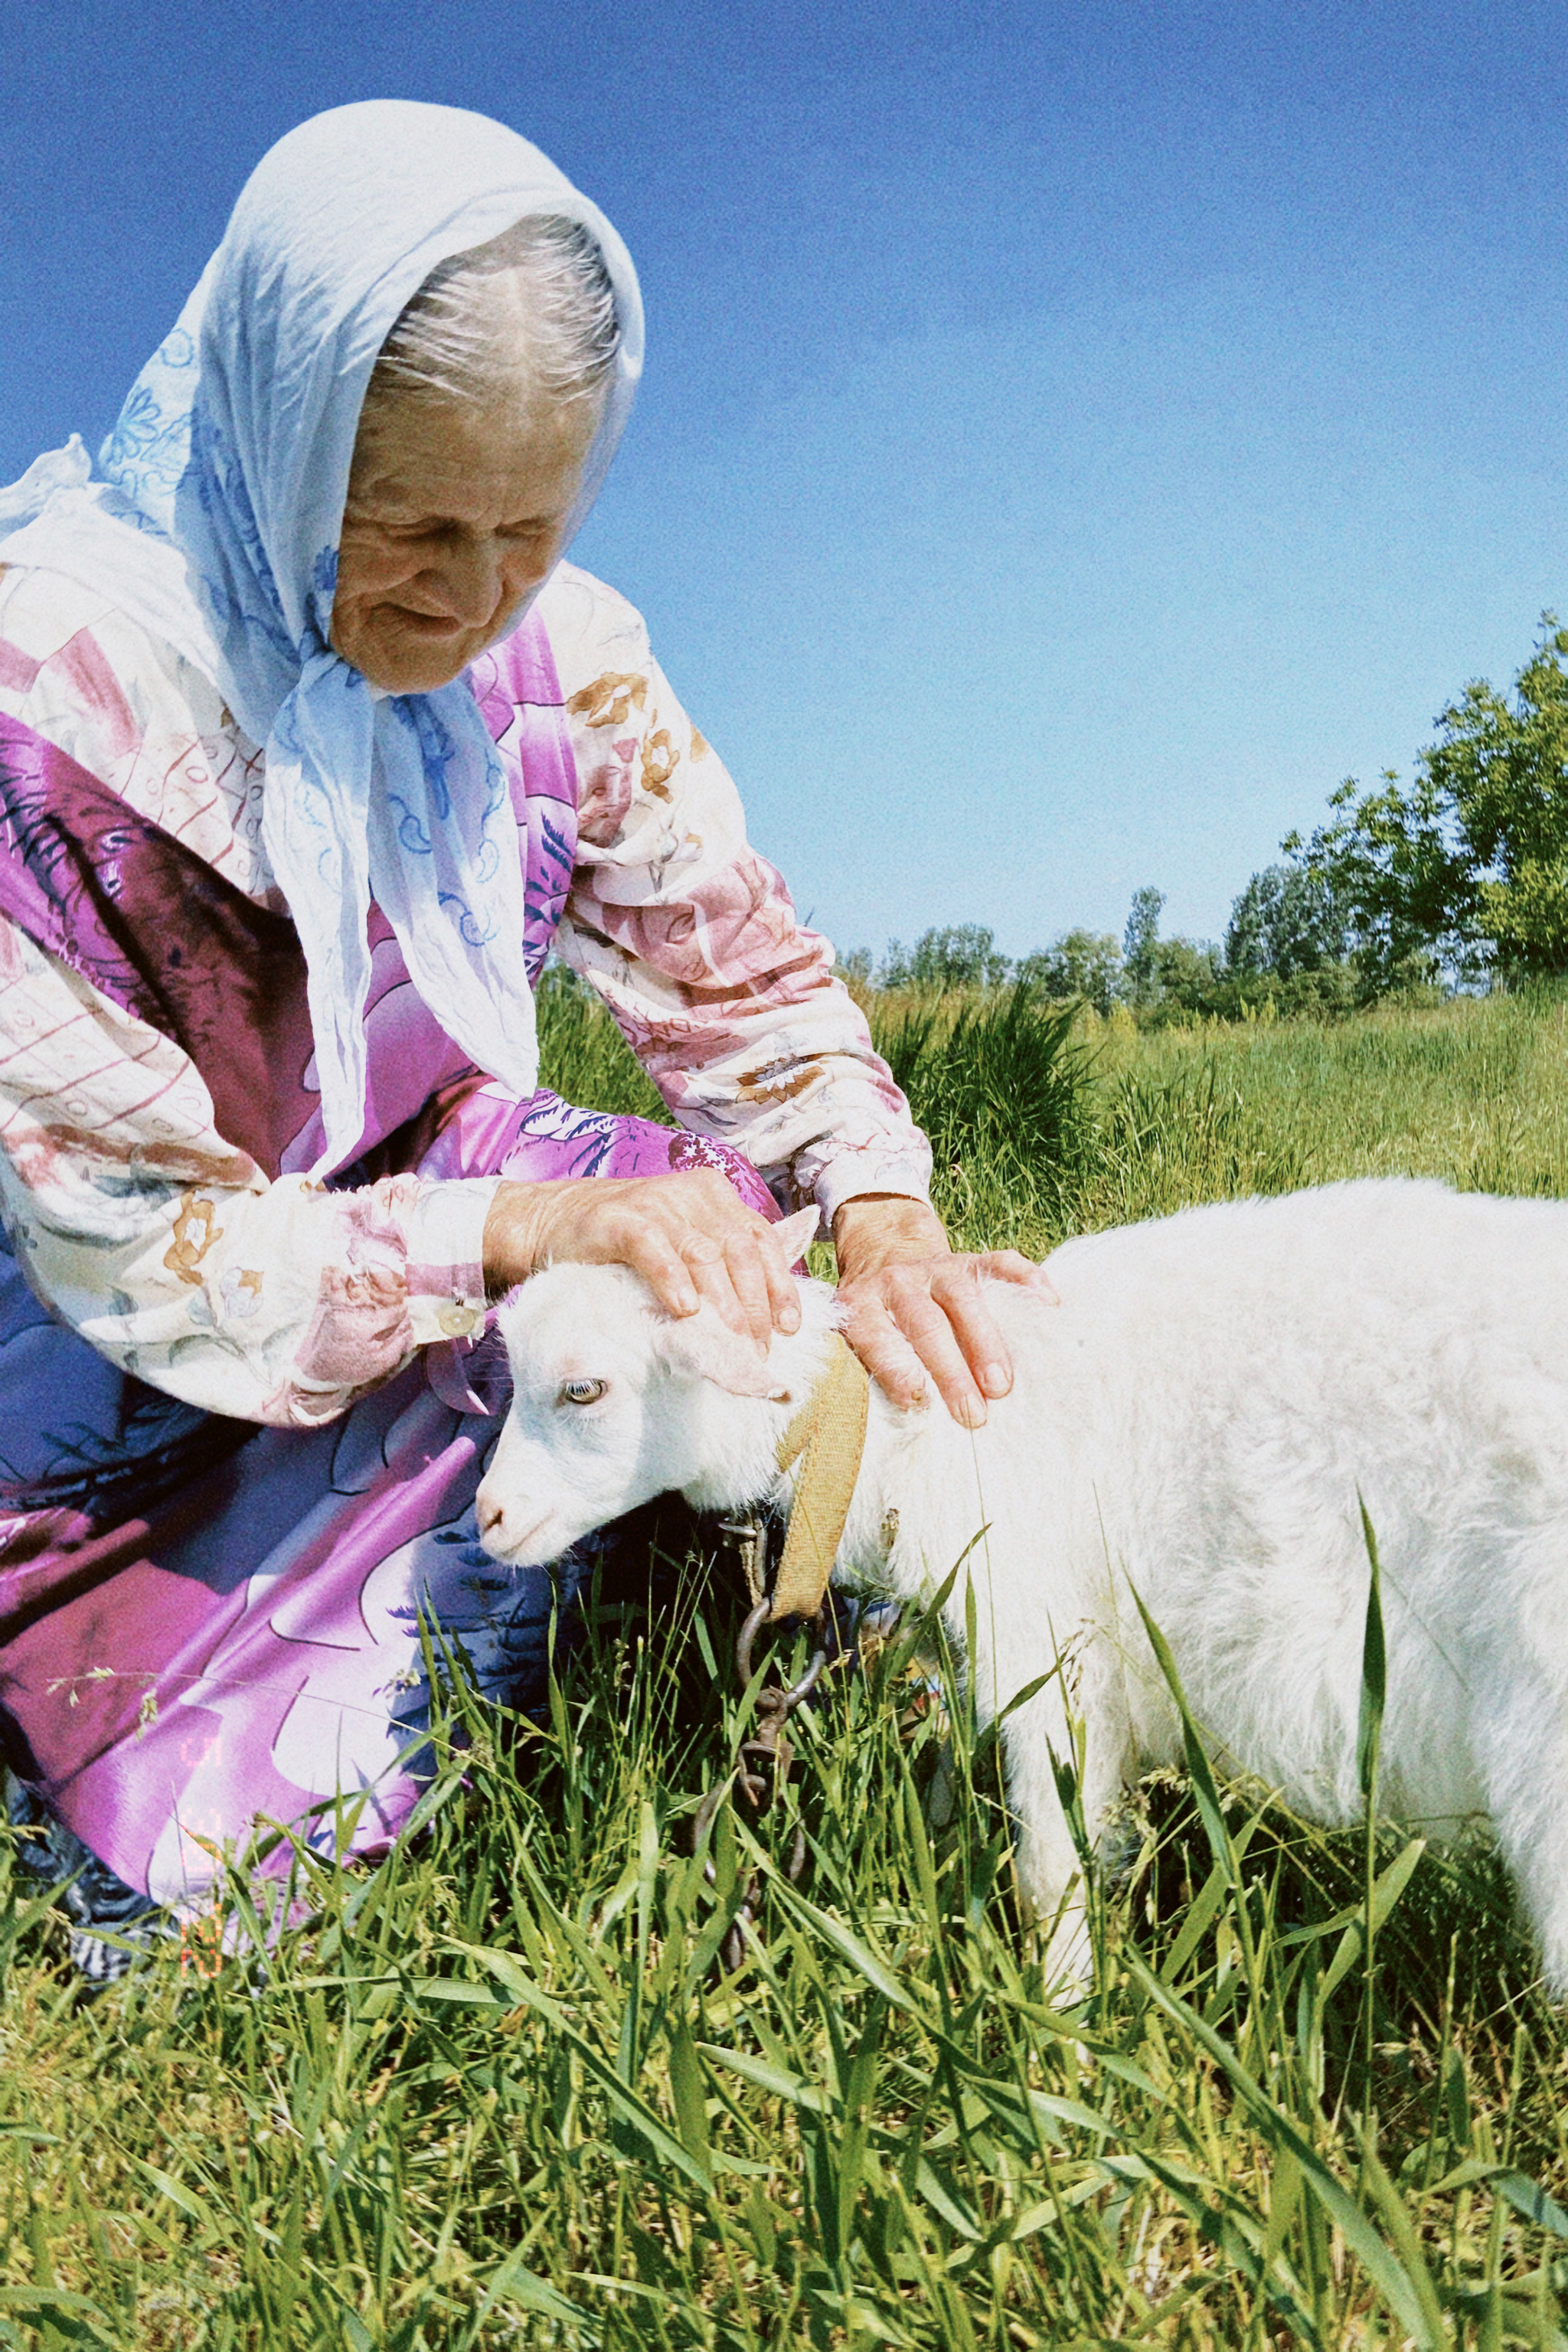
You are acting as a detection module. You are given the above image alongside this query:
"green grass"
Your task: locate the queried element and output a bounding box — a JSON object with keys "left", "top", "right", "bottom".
{"left": 535, "top": 966, "right": 671, "bottom": 1128}
{"left": 1077, "top": 991, "right": 1568, "bottom": 1214}
{"left": 858, "top": 981, "right": 1568, "bottom": 1255}
{"left": 5, "top": 985, "right": 1568, "bottom": 2347}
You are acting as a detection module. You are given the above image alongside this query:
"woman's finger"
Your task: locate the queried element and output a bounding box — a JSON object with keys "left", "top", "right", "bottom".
{"left": 738, "top": 1210, "right": 805, "bottom": 1334}
{"left": 661, "top": 1180, "right": 798, "bottom": 1344}
{"left": 620, "top": 1223, "right": 710, "bottom": 1317}
{"left": 841, "top": 1272, "right": 988, "bottom": 1424}
{"left": 760, "top": 1233, "right": 803, "bottom": 1334}
{"left": 718, "top": 1230, "right": 779, "bottom": 1350}
{"left": 975, "top": 1247, "right": 1059, "bottom": 1302}
{"left": 677, "top": 1227, "right": 756, "bottom": 1342}
{"left": 926, "top": 1258, "right": 1018, "bottom": 1400}
{"left": 838, "top": 1290, "right": 932, "bottom": 1411}
{"left": 623, "top": 1220, "right": 703, "bottom": 1318}
{"left": 880, "top": 1276, "right": 989, "bottom": 1426}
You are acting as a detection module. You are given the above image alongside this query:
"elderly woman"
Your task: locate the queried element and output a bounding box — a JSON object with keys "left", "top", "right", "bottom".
{"left": 0, "top": 102, "right": 1043, "bottom": 1965}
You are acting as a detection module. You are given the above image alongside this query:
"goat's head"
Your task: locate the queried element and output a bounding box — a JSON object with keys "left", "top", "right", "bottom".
{"left": 475, "top": 1207, "right": 825, "bottom": 1566}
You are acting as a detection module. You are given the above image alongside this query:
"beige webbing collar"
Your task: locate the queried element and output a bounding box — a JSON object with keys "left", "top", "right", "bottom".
{"left": 768, "top": 1332, "right": 871, "bottom": 1622}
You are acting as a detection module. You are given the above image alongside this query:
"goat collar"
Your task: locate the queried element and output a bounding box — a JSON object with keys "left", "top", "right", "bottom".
{"left": 767, "top": 1331, "right": 871, "bottom": 1622}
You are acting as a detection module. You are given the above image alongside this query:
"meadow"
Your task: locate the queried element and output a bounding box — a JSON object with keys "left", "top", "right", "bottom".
{"left": 2, "top": 982, "right": 1567, "bottom": 2348}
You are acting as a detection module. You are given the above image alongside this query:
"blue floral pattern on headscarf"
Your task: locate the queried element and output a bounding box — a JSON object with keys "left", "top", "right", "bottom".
{"left": 0, "top": 102, "right": 644, "bottom": 1172}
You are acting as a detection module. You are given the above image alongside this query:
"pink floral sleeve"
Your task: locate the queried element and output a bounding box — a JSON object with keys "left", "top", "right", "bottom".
{"left": 538, "top": 566, "right": 933, "bottom": 1220}
{"left": 0, "top": 566, "right": 494, "bottom": 1428}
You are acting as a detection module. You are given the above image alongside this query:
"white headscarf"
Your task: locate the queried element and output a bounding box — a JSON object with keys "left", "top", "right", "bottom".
{"left": 0, "top": 102, "right": 643, "bottom": 1173}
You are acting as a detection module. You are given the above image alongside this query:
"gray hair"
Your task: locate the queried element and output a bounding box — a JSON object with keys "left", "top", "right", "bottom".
{"left": 362, "top": 215, "right": 620, "bottom": 424}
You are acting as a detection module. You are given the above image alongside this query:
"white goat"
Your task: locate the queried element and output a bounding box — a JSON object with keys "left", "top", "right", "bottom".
{"left": 476, "top": 1179, "right": 1568, "bottom": 1991}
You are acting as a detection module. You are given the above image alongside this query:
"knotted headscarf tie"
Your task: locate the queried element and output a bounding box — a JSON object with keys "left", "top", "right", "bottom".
{"left": 0, "top": 100, "right": 643, "bottom": 1172}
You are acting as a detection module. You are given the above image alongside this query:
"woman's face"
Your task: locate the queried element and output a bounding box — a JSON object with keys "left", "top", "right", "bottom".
{"left": 332, "top": 394, "right": 597, "bottom": 693}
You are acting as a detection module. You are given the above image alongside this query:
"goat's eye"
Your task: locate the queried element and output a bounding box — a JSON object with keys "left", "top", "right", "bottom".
{"left": 557, "top": 1378, "right": 607, "bottom": 1407}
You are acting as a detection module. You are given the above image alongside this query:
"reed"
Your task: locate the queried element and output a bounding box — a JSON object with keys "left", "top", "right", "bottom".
{"left": 3, "top": 987, "right": 1566, "bottom": 2345}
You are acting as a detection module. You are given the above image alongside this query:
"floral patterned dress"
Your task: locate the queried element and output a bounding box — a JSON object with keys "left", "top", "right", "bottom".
{"left": 0, "top": 554, "right": 929, "bottom": 1916}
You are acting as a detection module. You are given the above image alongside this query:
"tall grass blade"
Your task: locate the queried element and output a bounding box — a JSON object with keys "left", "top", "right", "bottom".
{"left": 3, "top": 992, "right": 1567, "bottom": 2341}
{"left": 1357, "top": 1497, "right": 1387, "bottom": 1811}
{"left": 1129, "top": 1953, "right": 1441, "bottom": 2347}
{"left": 1129, "top": 1585, "right": 1239, "bottom": 1888}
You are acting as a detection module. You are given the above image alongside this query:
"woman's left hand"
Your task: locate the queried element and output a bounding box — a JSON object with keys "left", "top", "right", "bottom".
{"left": 831, "top": 1195, "right": 1057, "bottom": 1427}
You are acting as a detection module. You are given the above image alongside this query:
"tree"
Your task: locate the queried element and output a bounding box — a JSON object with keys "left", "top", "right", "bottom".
{"left": 879, "top": 924, "right": 1012, "bottom": 991}
{"left": 1122, "top": 887, "right": 1165, "bottom": 1004}
{"left": 1151, "top": 936, "right": 1224, "bottom": 1013}
{"left": 1285, "top": 771, "right": 1461, "bottom": 991}
{"left": 1423, "top": 615, "right": 1568, "bottom": 975}
{"left": 1015, "top": 929, "right": 1124, "bottom": 1014}
{"left": 1288, "top": 614, "right": 1568, "bottom": 985}
{"left": 1225, "top": 863, "right": 1348, "bottom": 979}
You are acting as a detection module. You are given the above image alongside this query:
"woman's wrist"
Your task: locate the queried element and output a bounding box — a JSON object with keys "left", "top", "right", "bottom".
{"left": 831, "top": 1193, "right": 949, "bottom": 1284}
{"left": 482, "top": 1178, "right": 583, "bottom": 1295}
{"left": 480, "top": 1169, "right": 804, "bottom": 1344}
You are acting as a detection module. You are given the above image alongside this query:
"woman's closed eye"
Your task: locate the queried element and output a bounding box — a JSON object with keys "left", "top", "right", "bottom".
{"left": 366, "top": 511, "right": 557, "bottom": 545}
{"left": 557, "top": 1377, "right": 607, "bottom": 1406}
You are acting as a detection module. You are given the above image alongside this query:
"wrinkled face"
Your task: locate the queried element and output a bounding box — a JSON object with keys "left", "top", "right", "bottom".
{"left": 331, "top": 392, "right": 598, "bottom": 692}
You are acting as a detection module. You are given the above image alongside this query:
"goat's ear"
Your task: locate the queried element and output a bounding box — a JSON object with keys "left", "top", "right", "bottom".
{"left": 654, "top": 1308, "right": 782, "bottom": 1399}
{"left": 772, "top": 1206, "right": 822, "bottom": 1269}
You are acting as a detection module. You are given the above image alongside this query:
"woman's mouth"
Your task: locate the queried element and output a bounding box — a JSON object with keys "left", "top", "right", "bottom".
{"left": 384, "top": 606, "right": 466, "bottom": 638}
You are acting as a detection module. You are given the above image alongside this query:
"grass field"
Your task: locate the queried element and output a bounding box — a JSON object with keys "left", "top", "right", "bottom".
{"left": 3, "top": 986, "right": 1567, "bottom": 2348}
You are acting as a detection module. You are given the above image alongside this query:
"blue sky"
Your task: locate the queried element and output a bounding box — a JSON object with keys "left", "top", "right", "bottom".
{"left": 3, "top": 0, "right": 1565, "bottom": 962}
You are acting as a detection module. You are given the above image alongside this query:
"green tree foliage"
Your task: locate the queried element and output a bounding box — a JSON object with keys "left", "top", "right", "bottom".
{"left": 1226, "top": 863, "right": 1349, "bottom": 979}
{"left": 1283, "top": 769, "right": 1465, "bottom": 991}
{"left": 1015, "top": 927, "right": 1124, "bottom": 1014}
{"left": 1288, "top": 615, "right": 1568, "bottom": 985}
{"left": 1426, "top": 614, "right": 1568, "bottom": 975}
{"left": 878, "top": 923, "right": 1013, "bottom": 990}
{"left": 1150, "top": 934, "right": 1225, "bottom": 1012}
{"left": 1122, "top": 885, "right": 1166, "bottom": 1003}
{"left": 1112, "top": 890, "right": 1229, "bottom": 1024}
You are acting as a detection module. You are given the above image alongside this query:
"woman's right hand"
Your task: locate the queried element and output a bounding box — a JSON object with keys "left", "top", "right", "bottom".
{"left": 482, "top": 1172, "right": 802, "bottom": 1352}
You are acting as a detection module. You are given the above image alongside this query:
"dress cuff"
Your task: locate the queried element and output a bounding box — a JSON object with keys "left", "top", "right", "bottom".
{"left": 401, "top": 1176, "right": 500, "bottom": 1344}
{"left": 808, "top": 1142, "right": 934, "bottom": 1227}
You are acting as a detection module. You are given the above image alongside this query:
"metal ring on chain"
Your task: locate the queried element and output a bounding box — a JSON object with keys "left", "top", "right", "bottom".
{"left": 695, "top": 1578, "right": 855, "bottom": 1973}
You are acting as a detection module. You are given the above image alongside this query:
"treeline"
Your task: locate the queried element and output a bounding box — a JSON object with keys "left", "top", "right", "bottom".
{"left": 847, "top": 612, "right": 1568, "bottom": 1024}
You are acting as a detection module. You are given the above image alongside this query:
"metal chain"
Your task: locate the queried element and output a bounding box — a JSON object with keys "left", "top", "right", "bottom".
{"left": 694, "top": 1514, "right": 850, "bottom": 1973}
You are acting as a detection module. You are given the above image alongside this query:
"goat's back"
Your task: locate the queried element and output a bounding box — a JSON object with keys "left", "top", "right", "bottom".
{"left": 1005, "top": 1177, "right": 1568, "bottom": 1459}
{"left": 903, "top": 1178, "right": 1568, "bottom": 1827}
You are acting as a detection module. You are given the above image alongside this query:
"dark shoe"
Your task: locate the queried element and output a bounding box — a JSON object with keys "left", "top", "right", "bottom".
{"left": 5, "top": 1771, "right": 168, "bottom": 1982}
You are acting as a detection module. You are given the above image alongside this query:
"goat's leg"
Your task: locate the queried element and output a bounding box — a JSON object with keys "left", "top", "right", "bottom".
{"left": 1470, "top": 1664, "right": 1568, "bottom": 1997}
{"left": 998, "top": 1629, "right": 1132, "bottom": 1997}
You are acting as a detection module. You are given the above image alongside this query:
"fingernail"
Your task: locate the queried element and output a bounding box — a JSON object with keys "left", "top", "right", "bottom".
{"left": 959, "top": 1394, "right": 988, "bottom": 1429}
{"left": 780, "top": 1302, "right": 801, "bottom": 1332}
{"left": 980, "top": 1362, "right": 1008, "bottom": 1397}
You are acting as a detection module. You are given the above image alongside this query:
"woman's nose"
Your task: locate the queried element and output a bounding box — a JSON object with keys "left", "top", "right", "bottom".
{"left": 431, "top": 534, "right": 508, "bottom": 625}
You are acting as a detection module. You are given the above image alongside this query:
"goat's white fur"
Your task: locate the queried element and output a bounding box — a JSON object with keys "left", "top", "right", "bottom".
{"left": 476, "top": 1180, "right": 1568, "bottom": 1991}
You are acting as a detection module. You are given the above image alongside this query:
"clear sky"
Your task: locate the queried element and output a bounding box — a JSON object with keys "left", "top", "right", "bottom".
{"left": 4, "top": 0, "right": 1565, "bottom": 962}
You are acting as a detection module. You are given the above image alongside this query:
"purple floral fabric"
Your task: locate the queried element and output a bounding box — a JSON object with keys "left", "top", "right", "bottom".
{"left": 0, "top": 612, "right": 773, "bottom": 1912}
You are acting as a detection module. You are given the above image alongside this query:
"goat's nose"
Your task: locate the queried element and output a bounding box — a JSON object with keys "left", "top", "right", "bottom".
{"left": 476, "top": 1491, "right": 505, "bottom": 1541}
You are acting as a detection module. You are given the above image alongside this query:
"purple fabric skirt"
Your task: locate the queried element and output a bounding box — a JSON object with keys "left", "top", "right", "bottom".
{"left": 0, "top": 1091, "right": 776, "bottom": 1916}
